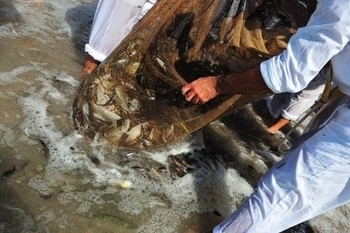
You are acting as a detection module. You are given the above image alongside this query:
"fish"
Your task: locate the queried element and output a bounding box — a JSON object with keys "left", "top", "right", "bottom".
{"left": 73, "top": 0, "right": 317, "bottom": 149}
{"left": 2, "top": 166, "right": 19, "bottom": 180}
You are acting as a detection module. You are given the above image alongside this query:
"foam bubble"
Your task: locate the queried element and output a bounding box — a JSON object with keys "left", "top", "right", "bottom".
{"left": 27, "top": 175, "right": 54, "bottom": 196}
{"left": 1, "top": 1, "right": 347, "bottom": 232}
{"left": 76, "top": 201, "right": 92, "bottom": 213}
{"left": 35, "top": 210, "right": 55, "bottom": 224}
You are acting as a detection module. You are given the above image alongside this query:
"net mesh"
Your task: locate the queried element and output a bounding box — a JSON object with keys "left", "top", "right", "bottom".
{"left": 73, "top": 0, "right": 316, "bottom": 149}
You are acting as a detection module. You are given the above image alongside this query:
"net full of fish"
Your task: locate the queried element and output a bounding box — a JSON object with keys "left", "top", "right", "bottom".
{"left": 73, "top": 0, "right": 317, "bottom": 149}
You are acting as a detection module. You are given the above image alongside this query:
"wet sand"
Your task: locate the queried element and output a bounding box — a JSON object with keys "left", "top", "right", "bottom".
{"left": 1, "top": 1, "right": 350, "bottom": 233}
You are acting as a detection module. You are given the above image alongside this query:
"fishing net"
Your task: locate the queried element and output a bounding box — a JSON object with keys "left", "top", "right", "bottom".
{"left": 73, "top": 0, "right": 316, "bottom": 149}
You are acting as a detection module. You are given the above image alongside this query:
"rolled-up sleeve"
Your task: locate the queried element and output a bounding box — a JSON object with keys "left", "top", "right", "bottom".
{"left": 260, "top": 0, "right": 350, "bottom": 93}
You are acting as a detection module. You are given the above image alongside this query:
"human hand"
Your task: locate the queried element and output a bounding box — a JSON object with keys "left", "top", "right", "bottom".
{"left": 181, "top": 76, "right": 220, "bottom": 104}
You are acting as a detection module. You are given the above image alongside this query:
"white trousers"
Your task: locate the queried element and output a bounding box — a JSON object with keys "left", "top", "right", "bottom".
{"left": 214, "top": 96, "right": 350, "bottom": 233}
{"left": 269, "top": 68, "right": 328, "bottom": 121}
{"left": 85, "top": 0, "right": 157, "bottom": 62}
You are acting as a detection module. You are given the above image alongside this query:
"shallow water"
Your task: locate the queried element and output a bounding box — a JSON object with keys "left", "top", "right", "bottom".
{"left": 1, "top": 1, "right": 350, "bottom": 233}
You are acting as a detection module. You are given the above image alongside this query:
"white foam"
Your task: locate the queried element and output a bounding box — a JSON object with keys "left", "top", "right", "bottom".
{"left": 1, "top": 0, "right": 348, "bottom": 232}
{"left": 27, "top": 175, "right": 54, "bottom": 196}
{"left": 76, "top": 201, "right": 92, "bottom": 213}
{"left": 7, "top": 64, "right": 319, "bottom": 232}
{"left": 0, "top": 123, "right": 15, "bottom": 146}
{"left": 35, "top": 210, "right": 56, "bottom": 224}
{"left": 145, "top": 131, "right": 205, "bottom": 165}
{"left": 11, "top": 70, "right": 261, "bottom": 231}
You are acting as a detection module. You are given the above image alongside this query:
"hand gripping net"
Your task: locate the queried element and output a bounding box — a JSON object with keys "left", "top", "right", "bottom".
{"left": 73, "top": 0, "right": 316, "bottom": 149}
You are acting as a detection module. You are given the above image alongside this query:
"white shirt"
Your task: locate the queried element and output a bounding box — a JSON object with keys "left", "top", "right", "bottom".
{"left": 260, "top": 0, "right": 350, "bottom": 96}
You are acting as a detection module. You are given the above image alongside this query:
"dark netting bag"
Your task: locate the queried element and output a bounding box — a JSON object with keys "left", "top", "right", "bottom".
{"left": 73, "top": 0, "right": 316, "bottom": 149}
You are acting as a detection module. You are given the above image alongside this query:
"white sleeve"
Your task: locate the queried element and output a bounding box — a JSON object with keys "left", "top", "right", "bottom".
{"left": 260, "top": 0, "right": 350, "bottom": 93}
{"left": 86, "top": 0, "right": 148, "bottom": 62}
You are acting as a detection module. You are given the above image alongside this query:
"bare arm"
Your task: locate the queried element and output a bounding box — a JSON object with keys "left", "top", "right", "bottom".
{"left": 219, "top": 65, "right": 271, "bottom": 95}
{"left": 181, "top": 65, "right": 272, "bottom": 104}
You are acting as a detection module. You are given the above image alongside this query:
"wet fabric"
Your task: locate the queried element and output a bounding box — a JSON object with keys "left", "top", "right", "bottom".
{"left": 268, "top": 67, "right": 328, "bottom": 121}
{"left": 214, "top": 0, "right": 350, "bottom": 231}
{"left": 260, "top": 0, "right": 350, "bottom": 95}
{"left": 85, "top": 0, "right": 156, "bottom": 62}
{"left": 213, "top": 96, "right": 350, "bottom": 232}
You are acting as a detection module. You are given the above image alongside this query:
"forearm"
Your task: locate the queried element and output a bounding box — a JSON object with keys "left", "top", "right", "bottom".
{"left": 218, "top": 65, "right": 272, "bottom": 95}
